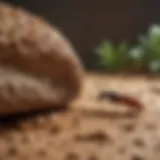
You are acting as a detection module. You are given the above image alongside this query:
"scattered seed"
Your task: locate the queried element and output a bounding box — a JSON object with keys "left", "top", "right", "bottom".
{"left": 37, "top": 149, "right": 47, "bottom": 157}
{"left": 133, "top": 138, "right": 145, "bottom": 148}
{"left": 66, "top": 152, "right": 79, "bottom": 160}
{"left": 88, "top": 155, "right": 98, "bottom": 160}
{"left": 49, "top": 125, "right": 61, "bottom": 134}
{"left": 7, "top": 147, "right": 18, "bottom": 156}
{"left": 131, "top": 154, "right": 144, "bottom": 160}
{"left": 121, "top": 123, "right": 135, "bottom": 133}
{"left": 74, "top": 131, "right": 111, "bottom": 144}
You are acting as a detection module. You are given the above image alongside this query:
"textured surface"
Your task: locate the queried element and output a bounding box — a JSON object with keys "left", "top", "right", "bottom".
{"left": 0, "top": 2, "right": 83, "bottom": 114}
{"left": 0, "top": 73, "right": 160, "bottom": 160}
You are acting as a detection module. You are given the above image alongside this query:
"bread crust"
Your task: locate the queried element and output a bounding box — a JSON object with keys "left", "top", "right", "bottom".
{"left": 0, "top": 2, "right": 84, "bottom": 115}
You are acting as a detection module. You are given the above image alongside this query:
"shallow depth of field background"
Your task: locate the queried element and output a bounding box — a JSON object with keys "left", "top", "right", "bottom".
{"left": 3, "top": 0, "right": 160, "bottom": 68}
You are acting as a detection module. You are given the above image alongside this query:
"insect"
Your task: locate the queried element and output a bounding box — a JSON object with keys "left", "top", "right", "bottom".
{"left": 98, "top": 90, "right": 143, "bottom": 110}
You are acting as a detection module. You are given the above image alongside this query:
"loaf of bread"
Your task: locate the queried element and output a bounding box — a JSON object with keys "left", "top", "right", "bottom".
{"left": 0, "top": 2, "right": 84, "bottom": 115}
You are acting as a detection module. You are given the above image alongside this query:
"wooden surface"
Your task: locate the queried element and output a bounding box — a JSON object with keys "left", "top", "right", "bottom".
{"left": 0, "top": 73, "right": 160, "bottom": 160}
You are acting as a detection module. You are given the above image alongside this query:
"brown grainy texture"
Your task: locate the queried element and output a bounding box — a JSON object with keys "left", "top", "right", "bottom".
{"left": 0, "top": 73, "right": 160, "bottom": 160}
{"left": 0, "top": 2, "right": 84, "bottom": 115}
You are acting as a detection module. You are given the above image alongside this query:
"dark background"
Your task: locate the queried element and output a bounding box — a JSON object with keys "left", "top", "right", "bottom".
{"left": 2, "top": 0, "right": 160, "bottom": 68}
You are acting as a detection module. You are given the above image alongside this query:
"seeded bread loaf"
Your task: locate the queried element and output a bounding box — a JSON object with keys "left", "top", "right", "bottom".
{"left": 0, "top": 2, "right": 84, "bottom": 115}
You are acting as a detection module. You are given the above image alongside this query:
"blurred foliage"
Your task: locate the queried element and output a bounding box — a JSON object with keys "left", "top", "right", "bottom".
{"left": 95, "top": 41, "right": 131, "bottom": 72}
{"left": 96, "top": 25, "right": 160, "bottom": 73}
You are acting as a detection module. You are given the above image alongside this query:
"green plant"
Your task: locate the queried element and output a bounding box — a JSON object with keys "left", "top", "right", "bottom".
{"left": 133, "top": 25, "right": 160, "bottom": 72}
{"left": 95, "top": 41, "right": 131, "bottom": 72}
{"left": 96, "top": 25, "right": 160, "bottom": 73}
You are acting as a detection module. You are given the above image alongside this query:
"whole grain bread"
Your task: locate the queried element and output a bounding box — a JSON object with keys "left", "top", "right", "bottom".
{"left": 0, "top": 2, "right": 84, "bottom": 115}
